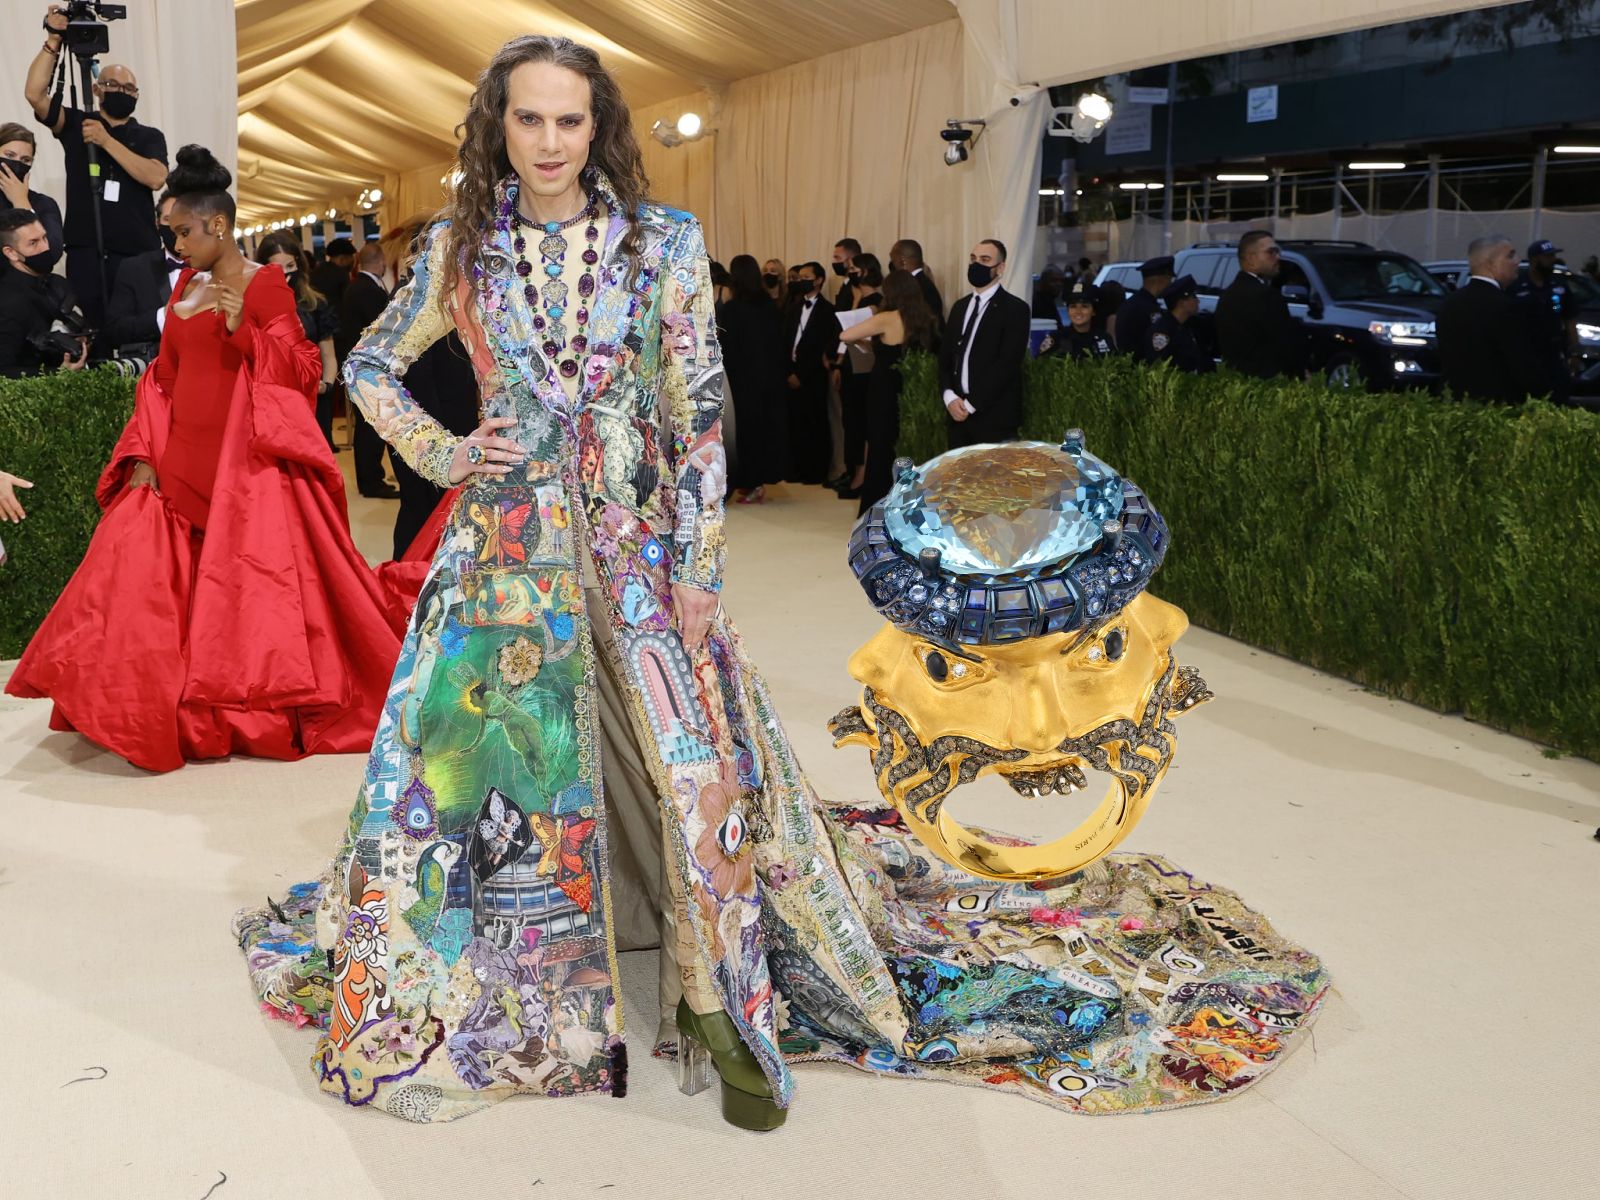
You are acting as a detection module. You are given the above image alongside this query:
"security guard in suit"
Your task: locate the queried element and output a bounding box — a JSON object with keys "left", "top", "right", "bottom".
{"left": 1113, "top": 254, "right": 1174, "bottom": 358}
{"left": 1144, "top": 275, "right": 1212, "bottom": 373}
{"left": 1043, "top": 280, "right": 1114, "bottom": 360}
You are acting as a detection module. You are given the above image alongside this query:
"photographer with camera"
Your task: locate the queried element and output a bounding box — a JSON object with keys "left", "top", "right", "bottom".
{"left": 0, "top": 123, "right": 63, "bottom": 265}
{"left": 0, "top": 207, "right": 86, "bottom": 377}
{"left": 23, "top": 3, "right": 168, "bottom": 329}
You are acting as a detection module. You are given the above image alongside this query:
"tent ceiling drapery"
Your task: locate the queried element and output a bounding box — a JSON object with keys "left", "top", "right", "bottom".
{"left": 233, "top": 0, "right": 957, "bottom": 223}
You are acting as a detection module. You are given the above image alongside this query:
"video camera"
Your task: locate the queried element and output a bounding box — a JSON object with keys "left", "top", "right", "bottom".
{"left": 25, "top": 288, "right": 94, "bottom": 365}
{"left": 56, "top": 2, "right": 127, "bottom": 60}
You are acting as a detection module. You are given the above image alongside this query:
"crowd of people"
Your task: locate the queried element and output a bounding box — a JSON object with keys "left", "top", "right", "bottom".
{"left": 709, "top": 233, "right": 1038, "bottom": 513}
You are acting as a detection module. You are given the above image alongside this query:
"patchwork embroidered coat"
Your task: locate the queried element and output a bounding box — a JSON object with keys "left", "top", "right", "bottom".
{"left": 234, "top": 173, "right": 799, "bottom": 1120}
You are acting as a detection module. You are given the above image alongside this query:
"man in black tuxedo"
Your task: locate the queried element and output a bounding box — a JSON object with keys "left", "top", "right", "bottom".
{"left": 1438, "top": 234, "right": 1541, "bottom": 404}
{"left": 1215, "top": 230, "right": 1305, "bottom": 379}
{"left": 938, "top": 238, "right": 1031, "bottom": 448}
{"left": 781, "top": 261, "right": 838, "bottom": 484}
{"left": 338, "top": 241, "right": 398, "bottom": 498}
{"left": 103, "top": 192, "right": 178, "bottom": 358}
{"left": 890, "top": 238, "right": 944, "bottom": 323}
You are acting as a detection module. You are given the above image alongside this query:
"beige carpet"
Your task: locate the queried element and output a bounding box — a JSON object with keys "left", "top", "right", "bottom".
{"left": 2, "top": 471, "right": 1596, "bottom": 1200}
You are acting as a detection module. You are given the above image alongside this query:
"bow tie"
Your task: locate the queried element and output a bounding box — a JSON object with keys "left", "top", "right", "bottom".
{"left": 166, "top": 256, "right": 185, "bottom": 272}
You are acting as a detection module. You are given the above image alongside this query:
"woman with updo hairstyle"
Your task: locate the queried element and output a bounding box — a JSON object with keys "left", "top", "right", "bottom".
{"left": 7, "top": 144, "right": 424, "bottom": 772}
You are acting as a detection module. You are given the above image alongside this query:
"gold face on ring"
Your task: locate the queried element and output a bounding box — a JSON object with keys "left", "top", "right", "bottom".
{"left": 831, "top": 593, "right": 1209, "bottom": 882}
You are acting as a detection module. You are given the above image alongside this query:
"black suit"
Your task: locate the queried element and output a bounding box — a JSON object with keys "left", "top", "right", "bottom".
{"left": 312, "top": 261, "right": 352, "bottom": 312}
{"left": 103, "top": 249, "right": 175, "bottom": 354}
{"left": 938, "top": 286, "right": 1031, "bottom": 447}
{"left": 1215, "top": 272, "right": 1304, "bottom": 378}
{"left": 914, "top": 269, "right": 944, "bottom": 323}
{"left": 339, "top": 272, "right": 394, "bottom": 494}
{"left": 781, "top": 293, "right": 839, "bottom": 483}
{"left": 1438, "top": 278, "right": 1542, "bottom": 404}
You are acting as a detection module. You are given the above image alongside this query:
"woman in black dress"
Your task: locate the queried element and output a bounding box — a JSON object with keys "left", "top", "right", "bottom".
{"left": 717, "top": 254, "right": 788, "bottom": 503}
{"left": 838, "top": 268, "right": 936, "bottom": 515}
{"left": 836, "top": 251, "right": 884, "bottom": 499}
{"left": 256, "top": 231, "right": 339, "bottom": 440}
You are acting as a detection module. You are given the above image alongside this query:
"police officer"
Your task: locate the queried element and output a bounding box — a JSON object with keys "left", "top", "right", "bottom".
{"left": 1043, "top": 280, "right": 1114, "bottom": 360}
{"left": 1113, "top": 254, "right": 1173, "bottom": 358}
{"left": 1144, "top": 275, "right": 1212, "bottom": 373}
{"left": 1507, "top": 238, "right": 1577, "bottom": 403}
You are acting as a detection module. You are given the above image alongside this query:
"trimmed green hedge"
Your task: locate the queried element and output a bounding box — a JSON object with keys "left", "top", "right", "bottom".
{"left": 0, "top": 367, "right": 136, "bottom": 659}
{"left": 900, "top": 352, "right": 1600, "bottom": 760}
{"left": 6, "top": 362, "right": 1598, "bottom": 759}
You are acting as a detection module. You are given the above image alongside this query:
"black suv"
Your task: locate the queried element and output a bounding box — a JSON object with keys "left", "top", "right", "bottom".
{"left": 1175, "top": 240, "right": 1448, "bottom": 389}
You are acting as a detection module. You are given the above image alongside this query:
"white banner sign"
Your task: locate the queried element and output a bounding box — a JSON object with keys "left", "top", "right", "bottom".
{"left": 1105, "top": 103, "right": 1154, "bottom": 155}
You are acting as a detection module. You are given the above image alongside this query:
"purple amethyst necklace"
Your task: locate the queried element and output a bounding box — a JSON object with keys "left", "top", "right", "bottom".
{"left": 512, "top": 194, "right": 599, "bottom": 380}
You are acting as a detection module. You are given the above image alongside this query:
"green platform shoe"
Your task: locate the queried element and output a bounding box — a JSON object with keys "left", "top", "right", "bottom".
{"left": 675, "top": 996, "right": 787, "bottom": 1131}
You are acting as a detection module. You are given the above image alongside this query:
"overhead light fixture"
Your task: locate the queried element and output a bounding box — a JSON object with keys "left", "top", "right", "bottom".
{"left": 940, "top": 118, "right": 987, "bottom": 166}
{"left": 1553, "top": 145, "right": 1600, "bottom": 154}
{"left": 1349, "top": 161, "right": 1405, "bottom": 170}
{"left": 1037, "top": 187, "right": 1064, "bottom": 196}
{"left": 1076, "top": 92, "right": 1113, "bottom": 123}
{"left": 1047, "top": 92, "right": 1115, "bottom": 145}
{"left": 1216, "top": 173, "right": 1269, "bottom": 182}
{"left": 368, "top": 188, "right": 383, "bottom": 202}
{"left": 676, "top": 111, "right": 703, "bottom": 139}
{"left": 1119, "top": 182, "right": 1163, "bottom": 190}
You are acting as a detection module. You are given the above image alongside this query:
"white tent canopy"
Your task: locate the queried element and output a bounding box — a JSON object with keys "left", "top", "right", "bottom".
{"left": 1, "top": 0, "right": 1511, "bottom": 297}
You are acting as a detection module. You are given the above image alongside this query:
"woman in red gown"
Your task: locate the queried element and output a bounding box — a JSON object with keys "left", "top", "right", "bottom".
{"left": 7, "top": 146, "right": 422, "bottom": 772}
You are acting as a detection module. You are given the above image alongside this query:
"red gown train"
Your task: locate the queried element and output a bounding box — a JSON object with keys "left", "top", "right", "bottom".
{"left": 6, "top": 264, "right": 433, "bottom": 772}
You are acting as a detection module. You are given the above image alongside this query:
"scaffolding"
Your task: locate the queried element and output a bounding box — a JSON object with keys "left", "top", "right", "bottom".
{"left": 1042, "top": 154, "right": 1600, "bottom": 269}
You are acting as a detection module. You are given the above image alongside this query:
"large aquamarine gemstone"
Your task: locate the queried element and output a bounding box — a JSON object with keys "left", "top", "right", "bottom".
{"left": 882, "top": 441, "right": 1123, "bottom": 579}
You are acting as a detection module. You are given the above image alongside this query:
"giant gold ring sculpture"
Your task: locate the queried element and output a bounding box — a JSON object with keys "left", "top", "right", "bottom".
{"left": 829, "top": 434, "right": 1211, "bottom": 882}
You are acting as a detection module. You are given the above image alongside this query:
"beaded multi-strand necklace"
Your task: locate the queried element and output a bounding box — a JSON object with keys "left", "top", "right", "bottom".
{"left": 512, "top": 194, "right": 600, "bottom": 380}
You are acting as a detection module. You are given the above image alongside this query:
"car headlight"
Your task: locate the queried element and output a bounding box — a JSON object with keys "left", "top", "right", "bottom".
{"left": 1368, "top": 320, "right": 1435, "bottom": 346}
{"left": 1577, "top": 322, "right": 1600, "bottom": 346}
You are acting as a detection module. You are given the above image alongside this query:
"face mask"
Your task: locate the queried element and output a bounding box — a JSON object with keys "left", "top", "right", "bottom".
{"left": 761, "top": 272, "right": 780, "bottom": 289}
{"left": 100, "top": 92, "right": 137, "bottom": 120}
{"left": 0, "top": 158, "right": 30, "bottom": 182}
{"left": 968, "top": 262, "right": 996, "bottom": 289}
{"left": 158, "top": 225, "right": 177, "bottom": 255}
{"left": 281, "top": 262, "right": 298, "bottom": 277}
{"left": 788, "top": 279, "right": 814, "bottom": 297}
{"left": 831, "top": 261, "right": 849, "bottom": 277}
{"left": 20, "top": 245, "right": 63, "bottom": 274}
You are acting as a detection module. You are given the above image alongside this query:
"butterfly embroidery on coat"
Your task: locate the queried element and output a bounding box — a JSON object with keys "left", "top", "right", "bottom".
{"left": 468, "top": 497, "right": 535, "bottom": 565}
